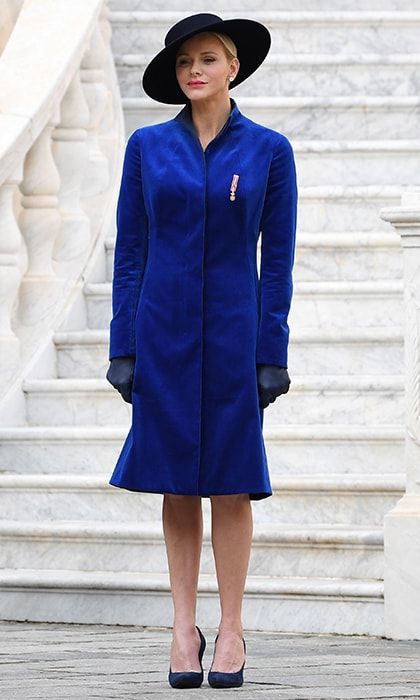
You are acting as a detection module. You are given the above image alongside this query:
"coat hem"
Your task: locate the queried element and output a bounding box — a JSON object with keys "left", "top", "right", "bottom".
{"left": 108, "top": 478, "right": 272, "bottom": 501}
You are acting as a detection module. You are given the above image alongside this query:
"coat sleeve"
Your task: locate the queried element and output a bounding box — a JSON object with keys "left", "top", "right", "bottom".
{"left": 108, "top": 129, "right": 149, "bottom": 360}
{"left": 256, "top": 134, "right": 298, "bottom": 369}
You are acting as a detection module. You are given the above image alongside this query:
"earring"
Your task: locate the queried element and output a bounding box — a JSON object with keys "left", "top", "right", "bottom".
{"left": 229, "top": 76, "right": 234, "bottom": 82}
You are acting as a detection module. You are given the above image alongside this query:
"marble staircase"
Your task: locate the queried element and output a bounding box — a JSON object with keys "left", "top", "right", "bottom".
{"left": 2, "top": 1, "right": 419, "bottom": 634}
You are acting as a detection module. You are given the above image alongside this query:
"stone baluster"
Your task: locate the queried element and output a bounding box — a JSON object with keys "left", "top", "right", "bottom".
{"left": 52, "top": 69, "right": 91, "bottom": 264}
{"left": 97, "top": 1, "right": 115, "bottom": 135}
{"left": 18, "top": 111, "right": 63, "bottom": 326}
{"left": 0, "top": 166, "right": 24, "bottom": 388}
{"left": 80, "top": 20, "right": 110, "bottom": 197}
{"left": 380, "top": 186, "right": 420, "bottom": 640}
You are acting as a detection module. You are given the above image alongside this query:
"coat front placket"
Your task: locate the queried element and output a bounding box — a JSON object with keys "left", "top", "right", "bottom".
{"left": 173, "top": 106, "right": 236, "bottom": 494}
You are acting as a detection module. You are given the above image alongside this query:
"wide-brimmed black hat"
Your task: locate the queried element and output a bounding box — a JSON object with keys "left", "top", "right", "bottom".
{"left": 142, "top": 13, "right": 271, "bottom": 104}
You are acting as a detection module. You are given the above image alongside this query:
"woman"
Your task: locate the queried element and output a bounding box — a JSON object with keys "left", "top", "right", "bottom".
{"left": 106, "top": 13, "right": 298, "bottom": 689}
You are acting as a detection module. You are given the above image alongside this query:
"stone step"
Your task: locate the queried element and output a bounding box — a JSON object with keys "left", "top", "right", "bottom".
{"left": 116, "top": 52, "right": 420, "bottom": 98}
{"left": 0, "top": 472, "right": 404, "bottom": 526}
{"left": 122, "top": 95, "right": 420, "bottom": 140}
{"left": 53, "top": 326, "right": 404, "bottom": 378}
{"left": 288, "top": 279, "right": 403, "bottom": 330}
{"left": 109, "top": 0, "right": 419, "bottom": 10}
{"left": 23, "top": 378, "right": 131, "bottom": 426}
{"left": 83, "top": 282, "right": 112, "bottom": 329}
{"left": 83, "top": 279, "right": 404, "bottom": 331}
{"left": 0, "top": 424, "right": 404, "bottom": 474}
{"left": 295, "top": 140, "right": 420, "bottom": 187}
{"left": 105, "top": 232, "right": 403, "bottom": 283}
{"left": 22, "top": 375, "right": 404, "bottom": 427}
{"left": 54, "top": 330, "right": 109, "bottom": 379}
{"left": 0, "top": 518, "right": 384, "bottom": 579}
{"left": 266, "top": 374, "right": 404, "bottom": 426}
{"left": 0, "top": 568, "right": 384, "bottom": 634}
{"left": 0, "top": 426, "right": 125, "bottom": 473}
{"left": 294, "top": 232, "right": 402, "bottom": 282}
{"left": 110, "top": 11, "right": 420, "bottom": 56}
{"left": 265, "top": 424, "right": 404, "bottom": 477}
{"left": 288, "top": 326, "right": 404, "bottom": 376}
{"left": 261, "top": 474, "right": 403, "bottom": 526}
{"left": 296, "top": 184, "right": 402, "bottom": 232}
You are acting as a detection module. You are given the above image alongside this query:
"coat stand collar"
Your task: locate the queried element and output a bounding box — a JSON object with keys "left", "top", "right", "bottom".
{"left": 174, "top": 97, "right": 241, "bottom": 147}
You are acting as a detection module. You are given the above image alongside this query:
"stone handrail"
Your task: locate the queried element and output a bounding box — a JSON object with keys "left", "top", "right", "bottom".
{"left": 0, "top": 0, "right": 124, "bottom": 402}
{"left": 0, "top": 1, "right": 23, "bottom": 54}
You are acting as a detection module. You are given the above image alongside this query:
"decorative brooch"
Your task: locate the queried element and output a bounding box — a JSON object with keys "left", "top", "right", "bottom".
{"left": 230, "top": 174, "right": 240, "bottom": 201}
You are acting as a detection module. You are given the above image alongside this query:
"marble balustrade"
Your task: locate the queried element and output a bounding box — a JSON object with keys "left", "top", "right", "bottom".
{"left": 0, "top": 0, "right": 123, "bottom": 400}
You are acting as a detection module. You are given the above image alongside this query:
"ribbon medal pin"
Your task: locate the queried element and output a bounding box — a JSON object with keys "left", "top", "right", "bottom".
{"left": 229, "top": 173, "right": 240, "bottom": 202}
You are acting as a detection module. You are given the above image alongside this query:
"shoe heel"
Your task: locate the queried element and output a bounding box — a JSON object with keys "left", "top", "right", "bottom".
{"left": 168, "top": 625, "right": 206, "bottom": 689}
{"left": 207, "top": 635, "right": 246, "bottom": 688}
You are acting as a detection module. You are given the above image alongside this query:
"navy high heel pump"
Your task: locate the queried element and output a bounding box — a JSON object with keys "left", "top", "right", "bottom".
{"left": 207, "top": 634, "right": 246, "bottom": 688}
{"left": 168, "top": 625, "right": 206, "bottom": 689}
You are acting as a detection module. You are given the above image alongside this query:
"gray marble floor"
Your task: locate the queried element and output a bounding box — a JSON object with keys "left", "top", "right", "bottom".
{"left": 1, "top": 621, "right": 419, "bottom": 699}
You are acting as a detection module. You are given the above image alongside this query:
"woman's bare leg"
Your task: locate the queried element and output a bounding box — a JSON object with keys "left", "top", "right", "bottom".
{"left": 209, "top": 493, "right": 253, "bottom": 672}
{"left": 162, "top": 493, "right": 203, "bottom": 671}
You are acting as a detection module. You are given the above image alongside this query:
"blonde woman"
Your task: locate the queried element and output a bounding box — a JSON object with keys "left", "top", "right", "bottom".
{"left": 106, "top": 12, "right": 298, "bottom": 689}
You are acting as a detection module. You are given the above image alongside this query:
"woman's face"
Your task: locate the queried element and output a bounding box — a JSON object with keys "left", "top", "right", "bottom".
{"left": 175, "top": 33, "right": 239, "bottom": 102}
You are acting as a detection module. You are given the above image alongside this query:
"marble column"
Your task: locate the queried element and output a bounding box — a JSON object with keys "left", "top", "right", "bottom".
{"left": 380, "top": 186, "right": 420, "bottom": 640}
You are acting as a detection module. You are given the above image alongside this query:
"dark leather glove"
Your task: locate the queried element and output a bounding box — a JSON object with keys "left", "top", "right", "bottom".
{"left": 106, "top": 356, "right": 135, "bottom": 404}
{"left": 257, "top": 364, "right": 291, "bottom": 409}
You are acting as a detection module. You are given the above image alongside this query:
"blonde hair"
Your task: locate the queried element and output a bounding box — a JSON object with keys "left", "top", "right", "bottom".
{"left": 200, "top": 31, "right": 238, "bottom": 60}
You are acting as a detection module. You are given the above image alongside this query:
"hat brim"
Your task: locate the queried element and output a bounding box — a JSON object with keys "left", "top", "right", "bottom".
{"left": 142, "top": 18, "right": 271, "bottom": 105}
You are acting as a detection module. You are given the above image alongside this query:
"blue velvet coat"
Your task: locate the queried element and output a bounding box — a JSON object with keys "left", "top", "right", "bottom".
{"left": 108, "top": 97, "right": 298, "bottom": 500}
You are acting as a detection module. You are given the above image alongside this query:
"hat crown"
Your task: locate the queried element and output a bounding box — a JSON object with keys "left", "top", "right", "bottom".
{"left": 164, "top": 13, "right": 223, "bottom": 47}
